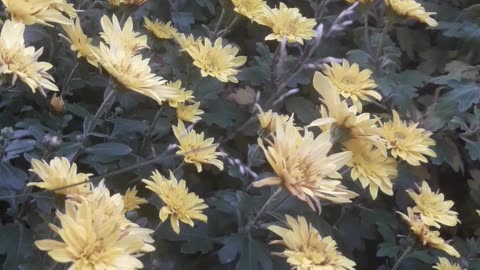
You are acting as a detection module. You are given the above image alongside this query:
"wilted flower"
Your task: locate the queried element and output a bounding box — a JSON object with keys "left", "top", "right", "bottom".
{"left": 385, "top": 0, "right": 438, "bottom": 27}
{"left": 254, "top": 118, "right": 357, "bottom": 210}
{"left": 231, "top": 0, "right": 268, "bottom": 21}
{"left": 49, "top": 94, "right": 65, "bottom": 113}
{"left": 176, "top": 102, "right": 204, "bottom": 123}
{"left": 345, "top": 139, "right": 397, "bottom": 199}
{"left": 0, "top": 20, "right": 58, "bottom": 94}
{"left": 144, "top": 18, "right": 178, "bottom": 40}
{"left": 433, "top": 257, "right": 463, "bottom": 270}
{"left": 268, "top": 215, "right": 356, "bottom": 270}
{"left": 172, "top": 120, "right": 224, "bottom": 172}
{"left": 2, "top": 0, "right": 75, "bottom": 26}
{"left": 257, "top": 3, "right": 316, "bottom": 44}
{"left": 142, "top": 170, "right": 208, "bottom": 234}
{"left": 184, "top": 37, "right": 247, "bottom": 83}
{"left": 398, "top": 208, "right": 460, "bottom": 257}
{"left": 60, "top": 18, "right": 98, "bottom": 67}
{"left": 28, "top": 157, "right": 92, "bottom": 196}
{"left": 323, "top": 59, "right": 380, "bottom": 111}
{"left": 381, "top": 110, "right": 436, "bottom": 166}
{"left": 100, "top": 15, "right": 147, "bottom": 55}
{"left": 407, "top": 181, "right": 459, "bottom": 228}
{"left": 123, "top": 186, "right": 148, "bottom": 212}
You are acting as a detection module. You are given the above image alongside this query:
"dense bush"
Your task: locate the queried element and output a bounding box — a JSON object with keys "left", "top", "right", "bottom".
{"left": 0, "top": 0, "right": 479, "bottom": 269}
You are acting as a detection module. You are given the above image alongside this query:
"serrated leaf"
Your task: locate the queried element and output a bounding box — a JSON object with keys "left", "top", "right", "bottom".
{"left": 0, "top": 162, "right": 28, "bottom": 190}
{"left": 444, "top": 81, "right": 480, "bottom": 112}
{"left": 376, "top": 242, "right": 400, "bottom": 258}
{"left": 218, "top": 233, "right": 272, "bottom": 270}
{"left": 285, "top": 96, "right": 319, "bottom": 124}
{"left": 85, "top": 142, "right": 132, "bottom": 156}
{"left": 432, "top": 136, "right": 464, "bottom": 172}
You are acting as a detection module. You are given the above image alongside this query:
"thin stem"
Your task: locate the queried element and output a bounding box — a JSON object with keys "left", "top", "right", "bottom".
{"left": 212, "top": 6, "right": 227, "bottom": 39}
{"left": 391, "top": 246, "right": 412, "bottom": 270}
{"left": 363, "top": 12, "right": 372, "bottom": 55}
{"left": 375, "top": 21, "right": 389, "bottom": 68}
{"left": 221, "top": 16, "right": 241, "bottom": 37}
{"left": 245, "top": 188, "right": 282, "bottom": 231}
{"left": 61, "top": 62, "right": 79, "bottom": 98}
{"left": 140, "top": 108, "right": 163, "bottom": 152}
{"left": 83, "top": 87, "right": 116, "bottom": 136}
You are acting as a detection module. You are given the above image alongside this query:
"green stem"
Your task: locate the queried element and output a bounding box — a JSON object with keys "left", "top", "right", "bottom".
{"left": 61, "top": 62, "right": 79, "bottom": 98}
{"left": 220, "top": 16, "right": 241, "bottom": 37}
{"left": 212, "top": 6, "right": 227, "bottom": 39}
{"left": 391, "top": 246, "right": 412, "bottom": 270}
{"left": 140, "top": 108, "right": 163, "bottom": 152}
{"left": 83, "top": 87, "right": 116, "bottom": 136}
{"left": 375, "top": 21, "right": 389, "bottom": 68}
{"left": 363, "top": 12, "right": 372, "bottom": 55}
{"left": 245, "top": 188, "right": 282, "bottom": 231}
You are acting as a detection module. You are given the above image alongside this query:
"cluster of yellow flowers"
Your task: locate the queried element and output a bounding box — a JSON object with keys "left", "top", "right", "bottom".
{"left": 28, "top": 156, "right": 209, "bottom": 268}
{"left": 346, "top": 0, "right": 438, "bottom": 27}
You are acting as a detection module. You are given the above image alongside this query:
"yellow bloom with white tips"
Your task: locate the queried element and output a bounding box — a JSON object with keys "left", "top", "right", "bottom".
{"left": 100, "top": 15, "right": 147, "bottom": 55}
{"left": 60, "top": 18, "right": 98, "bottom": 67}
{"left": 142, "top": 170, "right": 208, "bottom": 234}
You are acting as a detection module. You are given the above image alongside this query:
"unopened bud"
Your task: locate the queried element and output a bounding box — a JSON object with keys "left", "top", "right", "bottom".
{"left": 50, "top": 94, "right": 64, "bottom": 114}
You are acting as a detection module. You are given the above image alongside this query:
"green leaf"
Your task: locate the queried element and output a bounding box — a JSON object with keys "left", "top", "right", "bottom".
{"left": 444, "top": 81, "right": 480, "bottom": 112}
{"left": 218, "top": 233, "right": 273, "bottom": 270}
{"left": 3, "top": 139, "right": 36, "bottom": 160}
{"left": 465, "top": 138, "right": 480, "bottom": 161}
{"left": 179, "top": 224, "right": 214, "bottom": 255}
{"left": 203, "top": 100, "right": 247, "bottom": 128}
{"left": 85, "top": 142, "right": 132, "bottom": 156}
{"left": 0, "top": 224, "right": 35, "bottom": 270}
{"left": 432, "top": 136, "right": 464, "bottom": 172}
{"left": 285, "top": 96, "right": 319, "bottom": 124}
{"left": 0, "top": 162, "right": 28, "bottom": 190}
{"left": 376, "top": 242, "right": 400, "bottom": 258}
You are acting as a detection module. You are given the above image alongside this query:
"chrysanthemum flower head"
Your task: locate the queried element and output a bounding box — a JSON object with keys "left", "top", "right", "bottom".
{"left": 231, "top": 0, "right": 268, "bottom": 21}
{"left": 398, "top": 208, "right": 460, "bottom": 257}
{"left": 28, "top": 157, "right": 92, "bottom": 196}
{"left": 172, "top": 120, "right": 224, "bottom": 172}
{"left": 0, "top": 20, "right": 59, "bottom": 94}
{"left": 2, "top": 0, "right": 74, "bottom": 26}
{"left": 256, "top": 105, "right": 293, "bottom": 134}
{"left": 176, "top": 101, "right": 204, "bottom": 123}
{"left": 323, "top": 59, "right": 381, "bottom": 111}
{"left": 35, "top": 193, "right": 154, "bottom": 269}
{"left": 123, "top": 186, "right": 148, "bottom": 213}
{"left": 142, "top": 170, "right": 208, "bottom": 234}
{"left": 144, "top": 18, "right": 178, "bottom": 40}
{"left": 256, "top": 3, "right": 317, "bottom": 44}
{"left": 433, "top": 257, "right": 463, "bottom": 270}
{"left": 407, "top": 181, "right": 459, "bottom": 228}
{"left": 60, "top": 18, "right": 98, "bottom": 67}
{"left": 345, "top": 139, "right": 397, "bottom": 199}
{"left": 385, "top": 0, "right": 438, "bottom": 27}
{"left": 175, "top": 33, "right": 203, "bottom": 51}
{"left": 268, "top": 215, "right": 356, "bottom": 270}
{"left": 184, "top": 37, "right": 247, "bottom": 83}
{"left": 345, "top": 0, "right": 373, "bottom": 4}
{"left": 381, "top": 110, "right": 436, "bottom": 166}
{"left": 254, "top": 118, "right": 357, "bottom": 210}
{"left": 108, "top": 0, "right": 149, "bottom": 6}
{"left": 100, "top": 15, "right": 147, "bottom": 55}
{"left": 165, "top": 80, "right": 194, "bottom": 107}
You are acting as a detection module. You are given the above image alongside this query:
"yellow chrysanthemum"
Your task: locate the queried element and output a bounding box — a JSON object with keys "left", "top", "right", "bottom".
{"left": 311, "top": 72, "right": 386, "bottom": 153}
{"left": 2, "top": 0, "right": 74, "bottom": 26}
{"left": 144, "top": 18, "right": 178, "bottom": 40}
{"left": 177, "top": 101, "right": 204, "bottom": 123}
{"left": 175, "top": 33, "right": 203, "bottom": 51}
{"left": 28, "top": 157, "right": 92, "bottom": 196}
{"left": 269, "top": 215, "right": 356, "bottom": 270}
{"left": 60, "top": 18, "right": 98, "bottom": 67}
{"left": 345, "top": 139, "right": 397, "bottom": 200}
{"left": 385, "top": 0, "right": 438, "bottom": 27}
{"left": 256, "top": 105, "right": 293, "bottom": 134}
{"left": 256, "top": 3, "right": 316, "bottom": 44}
{"left": 323, "top": 60, "right": 381, "bottom": 111}
{"left": 172, "top": 120, "right": 224, "bottom": 172}
{"left": 231, "top": 0, "right": 268, "bottom": 21}
{"left": 254, "top": 118, "right": 357, "bottom": 210}
{"left": 165, "top": 80, "right": 194, "bottom": 107}
{"left": 100, "top": 15, "right": 147, "bottom": 55}
{"left": 108, "top": 0, "right": 148, "bottom": 6}
{"left": 123, "top": 186, "right": 148, "bottom": 212}
{"left": 381, "top": 110, "right": 436, "bottom": 166}
{"left": 0, "top": 20, "right": 58, "bottom": 94}
{"left": 142, "top": 170, "right": 208, "bottom": 234}
{"left": 345, "top": 0, "right": 372, "bottom": 4}
{"left": 184, "top": 37, "right": 247, "bottom": 83}
{"left": 433, "top": 257, "right": 463, "bottom": 270}
{"left": 35, "top": 188, "right": 154, "bottom": 269}
{"left": 398, "top": 208, "right": 460, "bottom": 257}
{"left": 407, "top": 181, "right": 459, "bottom": 228}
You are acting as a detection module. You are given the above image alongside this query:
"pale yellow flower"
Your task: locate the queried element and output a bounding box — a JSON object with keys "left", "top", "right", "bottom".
{"left": 2, "top": 0, "right": 74, "bottom": 26}
{"left": 123, "top": 186, "right": 148, "bottom": 212}
{"left": 184, "top": 37, "right": 247, "bottom": 83}
{"left": 311, "top": 72, "right": 386, "bottom": 154}
{"left": 0, "top": 20, "right": 58, "bottom": 94}
{"left": 323, "top": 59, "right": 380, "bottom": 112}
{"left": 398, "top": 208, "right": 460, "bottom": 257}
{"left": 165, "top": 80, "right": 194, "bottom": 107}
{"left": 35, "top": 190, "right": 154, "bottom": 269}
{"left": 231, "top": 0, "right": 268, "bottom": 21}
{"left": 345, "top": 0, "right": 372, "bottom": 4}
{"left": 100, "top": 15, "right": 147, "bottom": 55}
{"left": 60, "top": 18, "right": 98, "bottom": 67}
{"left": 269, "top": 215, "right": 356, "bottom": 270}
{"left": 256, "top": 3, "right": 316, "bottom": 44}
{"left": 254, "top": 118, "right": 357, "bottom": 210}
{"left": 172, "top": 120, "right": 224, "bottom": 172}
{"left": 144, "top": 18, "right": 178, "bottom": 40}
{"left": 385, "top": 0, "right": 438, "bottom": 27}
{"left": 108, "top": 0, "right": 148, "bottom": 6}
{"left": 175, "top": 33, "right": 203, "bottom": 51}
{"left": 176, "top": 101, "right": 204, "bottom": 123}
{"left": 381, "top": 110, "right": 436, "bottom": 166}
{"left": 142, "top": 170, "right": 208, "bottom": 234}
{"left": 407, "top": 181, "right": 459, "bottom": 228}
{"left": 256, "top": 105, "right": 293, "bottom": 134}
{"left": 433, "top": 257, "right": 463, "bottom": 270}
{"left": 345, "top": 139, "right": 397, "bottom": 200}
{"left": 28, "top": 157, "right": 92, "bottom": 196}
